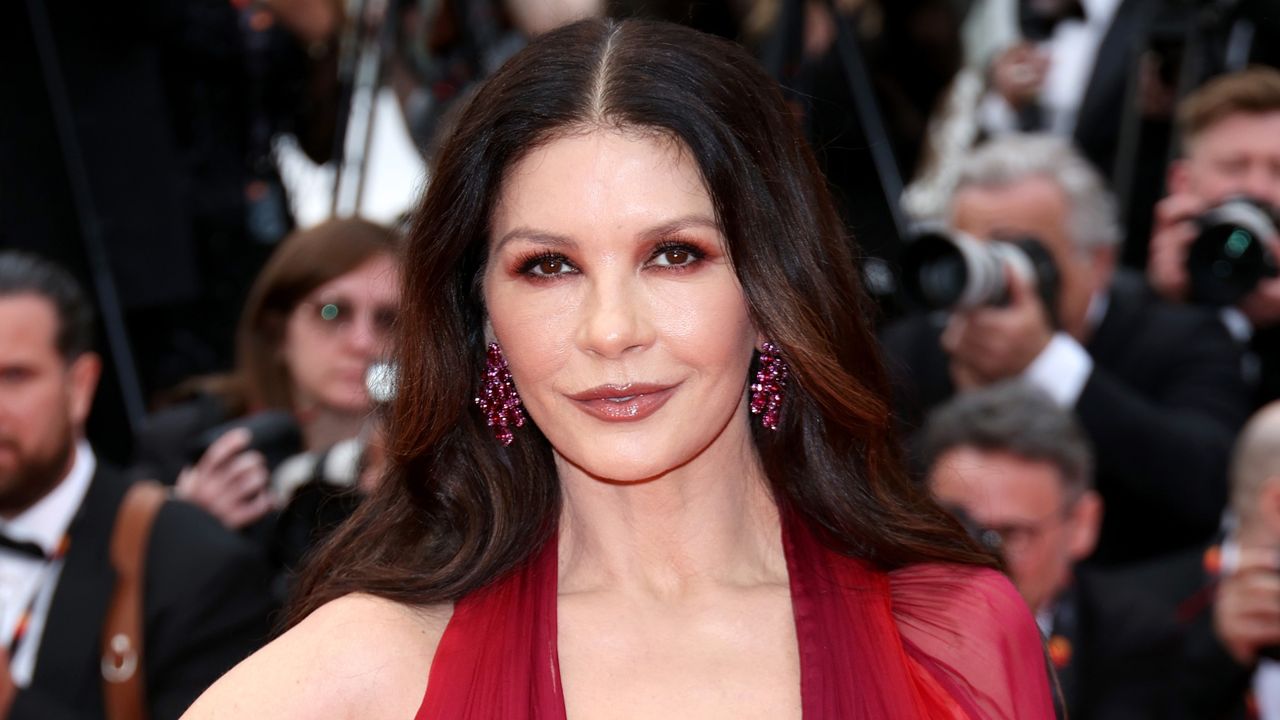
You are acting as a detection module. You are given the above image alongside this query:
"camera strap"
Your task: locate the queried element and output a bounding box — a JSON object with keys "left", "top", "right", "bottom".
{"left": 101, "top": 481, "right": 167, "bottom": 720}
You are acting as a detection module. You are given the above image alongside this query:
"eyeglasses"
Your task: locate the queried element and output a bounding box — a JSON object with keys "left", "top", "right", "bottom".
{"left": 981, "top": 510, "right": 1070, "bottom": 557}
{"left": 298, "top": 297, "right": 398, "bottom": 339}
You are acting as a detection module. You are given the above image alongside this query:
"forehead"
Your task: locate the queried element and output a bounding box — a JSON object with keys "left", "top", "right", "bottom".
{"left": 1188, "top": 112, "right": 1280, "bottom": 157}
{"left": 0, "top": 294, "right": 60, "bottom": 361}
{"left": 929, "top": 446, "right": 1066, "bottom": 520}
{"left": 490, "top": 129, "right": 714, "bottom": 241}
{"left": 311, "top": 254, "right": 400, "bottom": 300}
{"left": 950, "top": 176, "right": 1070, "bottom": 242}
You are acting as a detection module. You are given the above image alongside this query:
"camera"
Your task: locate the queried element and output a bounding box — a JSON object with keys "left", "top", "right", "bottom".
{"left": 1186, "top": 197, "right": 1280, "bottom": 307}
{"left": 899, "top": 229, "right": 1061, "bottom": 315}
{"left": 185, "top": 410, "right": 303, "bottom": 471}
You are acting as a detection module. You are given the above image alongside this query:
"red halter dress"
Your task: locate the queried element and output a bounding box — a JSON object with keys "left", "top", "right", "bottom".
{"left": 416, "top": 510, "right": 1054, "bottom": 718}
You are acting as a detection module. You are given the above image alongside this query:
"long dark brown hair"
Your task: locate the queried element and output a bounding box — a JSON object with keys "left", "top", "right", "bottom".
{"left": 288, "top": 18, "right": 993, "bottom": 626}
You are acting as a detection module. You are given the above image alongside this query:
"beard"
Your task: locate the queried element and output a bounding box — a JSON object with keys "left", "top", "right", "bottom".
{"left": 0, "top": 430, "right": 75, "bottom": 517}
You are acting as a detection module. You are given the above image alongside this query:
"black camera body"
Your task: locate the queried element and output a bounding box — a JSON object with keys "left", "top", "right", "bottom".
{"left": 1186, "top": 197, "right": 1280, "bottom": 307}
{"left": 185, "top": 410, "right": 303, "bottom": 471}
{"left": 900, "top": 229, "right": 1062, "bottom": 319}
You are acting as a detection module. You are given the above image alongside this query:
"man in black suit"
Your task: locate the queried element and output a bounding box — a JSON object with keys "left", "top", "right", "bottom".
{"left": 883, "top": 133, "right": 1251, "bottom": 565}
{"left": 1147, "top": 67, "right": 1280, "bottom": 410}
{"left": 0, "top": 252, "right": 274, "bottom": 719}
{"left": 923, "top": 382, "right": 1186, "bottom": 719}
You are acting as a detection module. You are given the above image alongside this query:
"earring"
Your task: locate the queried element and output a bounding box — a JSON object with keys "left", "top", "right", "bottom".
{"left": 476, "top": 342, "right": 526, "bottom": 446}
{"left": 750, "top": 341, "right": 788, "bottom": 431}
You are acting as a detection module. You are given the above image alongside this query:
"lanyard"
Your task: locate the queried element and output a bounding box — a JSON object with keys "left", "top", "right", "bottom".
{"left": 6, "top": 534, "right": 70, "bottom": 658}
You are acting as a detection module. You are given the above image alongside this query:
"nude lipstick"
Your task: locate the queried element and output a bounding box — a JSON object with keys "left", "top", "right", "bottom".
{"left": 567, "top": 383, "right": 677, "bottom": 422}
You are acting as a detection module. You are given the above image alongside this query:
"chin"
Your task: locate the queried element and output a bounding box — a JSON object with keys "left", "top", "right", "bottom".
{"left": 323, "top": 392, "right": 371, "bottom": 416}
{"left": 549, "top": 429, "right": 710, "bottom": 485}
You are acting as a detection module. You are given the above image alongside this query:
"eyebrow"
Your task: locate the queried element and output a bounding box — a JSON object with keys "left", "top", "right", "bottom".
{"left": 494, "top": 213, "right": 721, "bottom": 253}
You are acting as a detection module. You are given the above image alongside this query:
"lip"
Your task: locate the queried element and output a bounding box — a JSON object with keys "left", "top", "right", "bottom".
{"left": 567, "top": 382, "right": 678, "bottom": 422}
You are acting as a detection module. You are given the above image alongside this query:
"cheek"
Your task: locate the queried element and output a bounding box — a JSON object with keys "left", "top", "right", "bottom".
{"left": 484, "top": 279, "right": 578, "bottom": 392}
{"left": 654, "top": 282, "right": 756, "bottom": 374}
{"left": 282, "top": 323, "right": 333, "bottom": 391}
{"left": 1189, "top": 165, "right": 1235, "bottom": 201}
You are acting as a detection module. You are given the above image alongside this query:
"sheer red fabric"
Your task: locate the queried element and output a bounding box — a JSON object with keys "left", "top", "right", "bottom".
{"left": 417, "top": 511, "right": 1054, "bottom": 718}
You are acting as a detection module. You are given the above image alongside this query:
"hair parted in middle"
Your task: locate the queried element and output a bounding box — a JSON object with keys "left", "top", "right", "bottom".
{"left": 288, "top": 17, "right": 994, "bottom": 626}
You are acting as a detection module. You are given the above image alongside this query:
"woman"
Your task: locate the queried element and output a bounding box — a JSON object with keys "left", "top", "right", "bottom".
{"left": 135, "top": 217, "right": 401, "bottom": 529}
{"left": 185, "top": 18, "right": 1052, "bottom": 719}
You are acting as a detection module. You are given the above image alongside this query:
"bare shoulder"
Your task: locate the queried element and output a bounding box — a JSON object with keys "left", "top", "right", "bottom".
{"left": 182, "top": 593, "right": 451, "bottom": 720}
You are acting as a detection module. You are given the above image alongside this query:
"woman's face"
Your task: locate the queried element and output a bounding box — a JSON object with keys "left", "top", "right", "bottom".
{"left": 484, "top": 129, "right": 759, "bottom": 482}
{"left": 282, "top": 253, "right": 401, "bottom": 415}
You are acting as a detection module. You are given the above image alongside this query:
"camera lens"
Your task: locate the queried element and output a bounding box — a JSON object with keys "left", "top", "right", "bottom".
{"left": 900, "top": 230, "right": 1058, "bottom": 313}
{"left": 1186, "top": 199, "right": 1279, "bottom": 306}
{"left": 902, "top": 233, "right": 970, "bottom": 309}
{"left": 901, "top": 231, "right": 1012, "bottom": 310}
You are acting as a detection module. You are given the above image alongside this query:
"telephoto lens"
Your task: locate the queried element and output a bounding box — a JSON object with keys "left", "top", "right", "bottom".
{"left": 1186, "top": 197, "right": 1280, "bottom": 306}
{"left": 899, "top": 229, "right": 1061, "bottom": 315}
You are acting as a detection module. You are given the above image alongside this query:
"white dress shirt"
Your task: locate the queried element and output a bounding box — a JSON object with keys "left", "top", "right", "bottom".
{"left": 1020, "top": 291, "right": 1108, "bottom": 407}
{"left": 0, "top": 440, "right": 95, "bottom": 686}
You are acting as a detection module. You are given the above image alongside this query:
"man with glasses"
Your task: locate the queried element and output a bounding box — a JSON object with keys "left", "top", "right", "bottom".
{"left": 922, "top": 382, "right": 1185, "bottom": 719}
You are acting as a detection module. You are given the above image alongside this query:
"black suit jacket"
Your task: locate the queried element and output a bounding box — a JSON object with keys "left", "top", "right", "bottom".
{"left": 1070, "top": 0, "right": 1165, "bottom": 180}
{"left": 9, "top": 466, "right": 275, "bottom": 720}
{"left": 881, "top": 271, "right": 1252, "bottom": 564}
{"left": 1053, "top": 554, "right": 1205, "bottom": 719}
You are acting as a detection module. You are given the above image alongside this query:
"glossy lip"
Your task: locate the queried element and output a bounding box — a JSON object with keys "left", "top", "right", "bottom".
{"left": 566, "top": 382, "right": 678, "bottom": 423}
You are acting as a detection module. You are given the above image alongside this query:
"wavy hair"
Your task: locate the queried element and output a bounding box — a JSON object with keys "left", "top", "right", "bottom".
{"left": 288, "top": 18, "right": 993, "bottom": 625}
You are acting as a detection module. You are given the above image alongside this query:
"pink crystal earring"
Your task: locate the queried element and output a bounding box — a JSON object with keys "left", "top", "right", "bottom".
{"left": 476, "top": 342, "right": 526, "bottom": 446}
{"left": 750, "top": 341, "right": 788, "bottom": 431}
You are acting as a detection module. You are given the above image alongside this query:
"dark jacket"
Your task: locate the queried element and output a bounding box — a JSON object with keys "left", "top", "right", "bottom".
{"left": 10, "top": 466, "right": 276, "bottom": 720}
{"left": 1053, "top": 550, "right": 1213, "bottom": 719}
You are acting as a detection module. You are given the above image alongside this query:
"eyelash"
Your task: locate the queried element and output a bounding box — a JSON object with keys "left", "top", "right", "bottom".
{"left": 513, "top": 241, "right": 707, "bottom": 279}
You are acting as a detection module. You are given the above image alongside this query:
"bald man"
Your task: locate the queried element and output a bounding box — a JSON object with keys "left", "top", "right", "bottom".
{"left": 1174, "top": 402, "right": 1280, "bottom": 719}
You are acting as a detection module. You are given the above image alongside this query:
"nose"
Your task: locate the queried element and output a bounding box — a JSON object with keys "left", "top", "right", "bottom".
{"left": 575, "top": 274, "right": 654, "bottom": 358}
{"left": 342, "top": 312, "right": 380, "bottom": 358}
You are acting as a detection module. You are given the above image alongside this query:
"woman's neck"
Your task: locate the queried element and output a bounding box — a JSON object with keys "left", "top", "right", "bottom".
{"left": 300, "top": 406, "right": 366, "bottom": 451}
{"left": 555, "top": 418, "right": 786, "bottom": 600}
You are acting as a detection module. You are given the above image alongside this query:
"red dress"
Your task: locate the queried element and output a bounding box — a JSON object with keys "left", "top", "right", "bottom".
{"left": 417, "top": 510, "right": 1055, "bottom": 718}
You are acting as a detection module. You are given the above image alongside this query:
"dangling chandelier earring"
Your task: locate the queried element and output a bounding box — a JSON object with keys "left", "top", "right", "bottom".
{"left": 750, "top": 341, "right": 788, "bottom": 431}
{"left": 476, "top": 342, "right": 526, "bottom": 446}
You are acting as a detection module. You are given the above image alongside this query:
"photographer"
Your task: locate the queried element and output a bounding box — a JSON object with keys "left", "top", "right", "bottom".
{"left": 133, "top": 218, "right": 400, "bottom": 532}
{"left": 1146, "top": 67, "right": 1280, "bottom": 407}
{"left": 923, "top": 382, "right": 1189, "bottom": 719}
{"left": 882, "top": 133, "right": 1251, "bottom": 565}
{"left": 1174, "top": 402, "right": 1280, "bottom": 720}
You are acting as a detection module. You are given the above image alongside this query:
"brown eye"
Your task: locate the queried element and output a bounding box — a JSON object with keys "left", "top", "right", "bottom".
{"left": 519, "top": 253, "right": 576, "bottom": 277}
{"left": 652, "top": 244, "right": 702, "bottom": 267}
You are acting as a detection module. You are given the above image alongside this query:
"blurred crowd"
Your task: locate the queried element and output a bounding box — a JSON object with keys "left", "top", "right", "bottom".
{"left": 2, "top": 0, "right": 1280, "bottom": 718}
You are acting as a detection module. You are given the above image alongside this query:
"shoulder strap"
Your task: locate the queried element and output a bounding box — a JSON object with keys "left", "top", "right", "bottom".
{"left": 101, "top": 481, "right": 168, "bottom": 720}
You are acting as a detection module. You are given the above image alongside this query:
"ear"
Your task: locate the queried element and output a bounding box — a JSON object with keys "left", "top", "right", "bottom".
{"left": 1167, "top": 159, "right": 1190, "bottom": 196}
{"left": 1066, "top": 489, "right": 1103, "bottom": 562}
{"left": 65, "top": 352, "right": 101, "bottom": 430}
{"left": 1087, "top": 244, "right": 1117, "bottom": 291}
